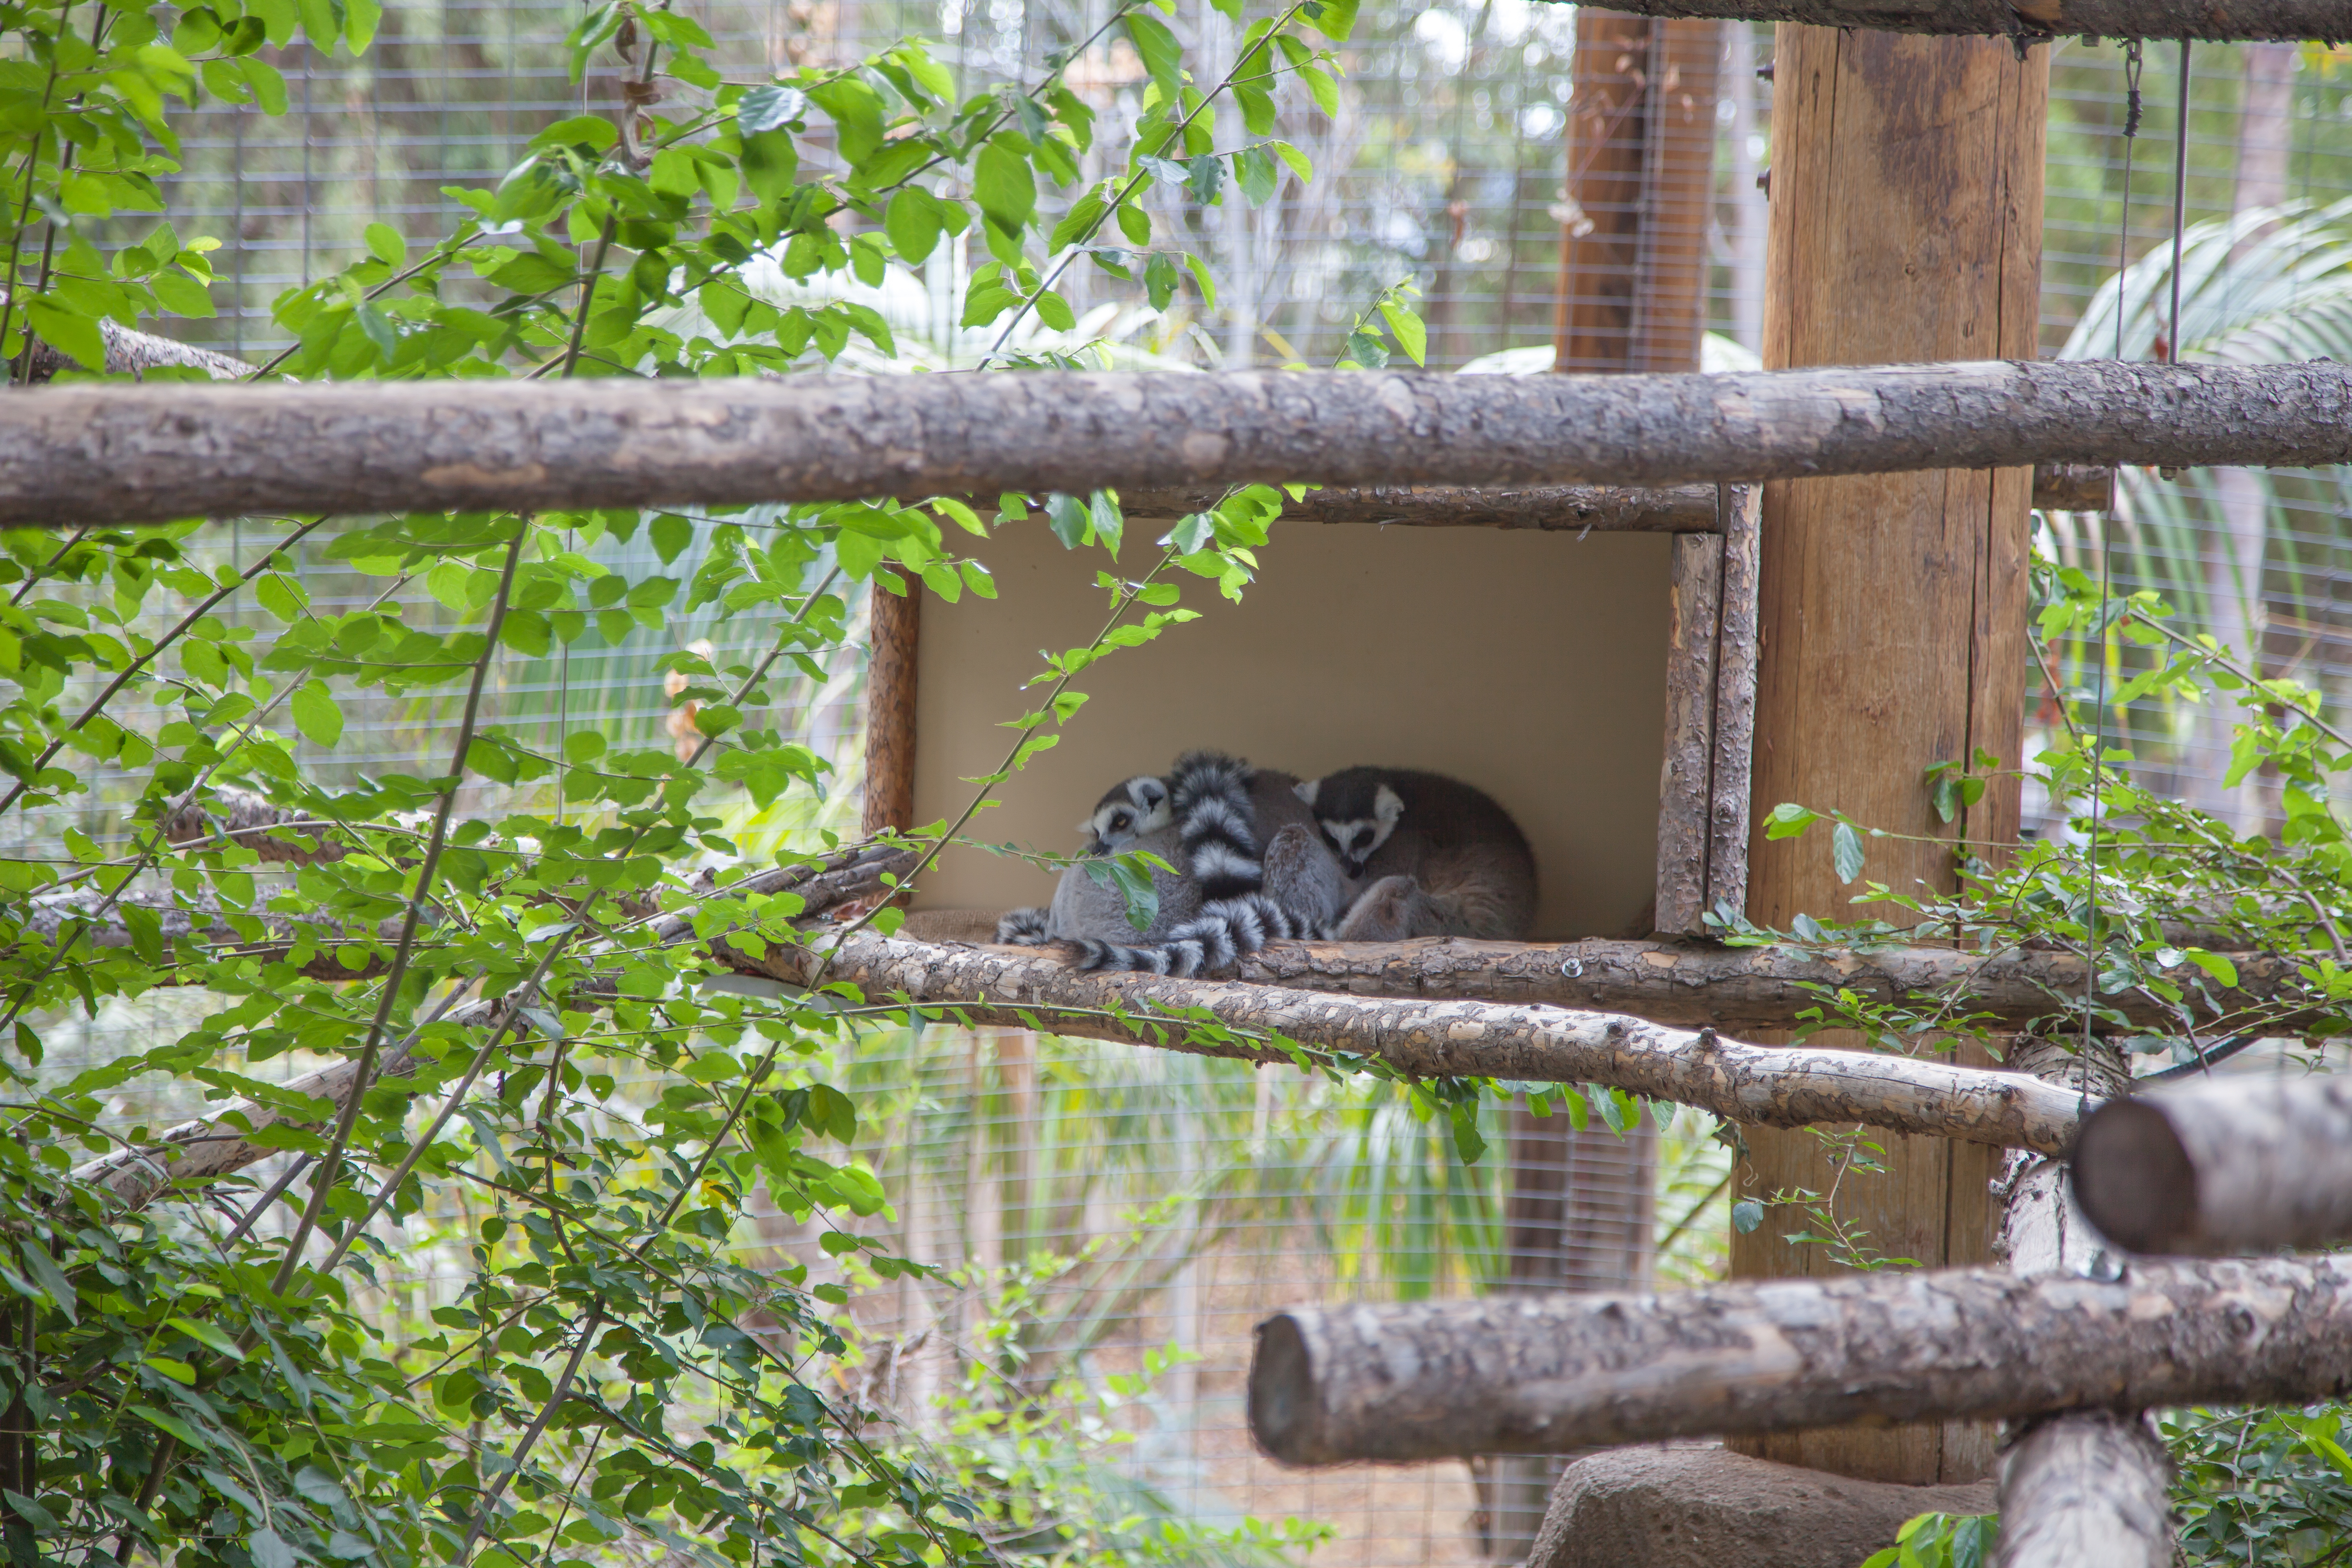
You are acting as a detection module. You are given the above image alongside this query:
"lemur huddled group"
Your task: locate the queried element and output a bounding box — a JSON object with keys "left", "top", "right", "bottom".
{"left": 994, "top": 750, "right": 1538, "bottom": 976}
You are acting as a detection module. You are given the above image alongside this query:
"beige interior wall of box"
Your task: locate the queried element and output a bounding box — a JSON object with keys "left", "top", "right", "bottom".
{"left": 862, "top": 485, "right": 1760, "bottom": 945}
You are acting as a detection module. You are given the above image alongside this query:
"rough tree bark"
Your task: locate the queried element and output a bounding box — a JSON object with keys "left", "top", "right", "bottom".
{"left": 2073, "top": 1073, "right": 2352, "bottom": 1256}
{"left": 761, "top": 933, "right": 2084, "bottom": 1151}
{"left": 0, "top": 291, "right": 253, "bottom": 384}
{"left": 1732, "top": 21, "right": 2043, "bottom": 1485}
{"left": 73, "top": 921, "right": 2088, "bottom": 1210}
{"left": 1109, "top": 482, "right": 1721, "bottom": 529}
{"left": 1531, "top": 0, "right": 2348, "bottom": 43}
{"left": 1991, "top": 1036, "right": 2173, "bottom": 1568}
{"left": 1233, "top": 934, "right": 2303, "bottom": 1029}
{"left": 1991, "top": 1416, "right": 2176, "bottom": 1568}
{"left": 42, "top": 882, "right": 2318, "bottom": 1028}
{"left": 1243, "top": 1253, "right": 2352, "bottom": 1464}
{"left": 3, "top": 361, "right": 2342, "bottom": 526}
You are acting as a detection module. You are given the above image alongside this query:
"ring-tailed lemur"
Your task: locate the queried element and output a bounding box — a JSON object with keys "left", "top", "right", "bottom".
{"left": 995, "top": 752, "right": 1350, "bottom": 972}
{"left": 993, "top": 774, "right": 1176, "bottom": 944}
{"left": 1296, "top": 766, "right": 1538, "bottom": 941}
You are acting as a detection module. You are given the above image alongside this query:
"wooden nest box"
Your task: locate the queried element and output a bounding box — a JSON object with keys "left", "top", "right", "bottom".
{"left": 861, "top": 482, "right": 1759, "bottom": 944}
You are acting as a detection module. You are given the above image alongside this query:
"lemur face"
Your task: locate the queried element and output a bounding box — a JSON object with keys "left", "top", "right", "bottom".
{"left": 1297, "top": 779, "right": 1404, "bottom": 873}
{"left": 1079, "top": 776, "right": 1171, "bottom": 854}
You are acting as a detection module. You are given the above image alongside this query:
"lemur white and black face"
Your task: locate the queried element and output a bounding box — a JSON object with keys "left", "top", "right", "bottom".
{"left": 1295, "top": 778, "right": 1404, "bottom": 874}
{"left": 1079, "top": 776, "right": 1171, "bottom": 854}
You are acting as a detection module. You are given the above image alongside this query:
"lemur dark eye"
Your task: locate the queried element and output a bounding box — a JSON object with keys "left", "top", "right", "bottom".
{"left": 1351, "top": 829, "right": 1375, "bottom": 854}
{"left": 1111, "top": 811, "right": 1131, "bottom": 830}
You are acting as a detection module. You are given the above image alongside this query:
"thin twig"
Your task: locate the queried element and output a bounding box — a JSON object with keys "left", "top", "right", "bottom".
{"left": 267, "top": 529, "right": 528, "bottom": 1295}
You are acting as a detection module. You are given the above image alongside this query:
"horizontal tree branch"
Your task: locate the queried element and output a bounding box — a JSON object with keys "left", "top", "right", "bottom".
{"left": 4, "top": 360, "right": 2337, "bottom": 526}
{"left": 1551, "top": 0, "right": 2343, "bottom": 43}
{"left": 1245, "top": 1254, "right": 2352, "bottom": 1464}
{"left": 21, "top": 891, "right": 402, "bottom": 981}
{"left": 67, "top": 845, "right": 921, "bottom": 1211}
{"left": 2073, "top": 1073, "right": 2352, "bottom": 1255}
{"left": 1234, "top": 934, "right": 2303, "bottom": 1029}
{"left": 758, "top": 932, "right": 2084, "bottom": 1152}
{"left": 0, "top": 288, "right": 254, "bottom": 385}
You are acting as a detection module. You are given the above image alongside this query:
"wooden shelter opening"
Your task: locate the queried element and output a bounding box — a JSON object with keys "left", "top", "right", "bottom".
{"left": 865, "top": 483, "right": 1759, "bottom": 947}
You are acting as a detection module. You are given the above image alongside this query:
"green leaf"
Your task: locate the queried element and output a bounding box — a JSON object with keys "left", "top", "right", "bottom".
{"left": 289, "top": 679, "right": 343, "bottom": 747}
{"left": 1235, "top": 144, "right": 1277, "bottom": 206}
{"left": 25, "top": 299, "right": 104, "bottom": 372}
{"left": 363, "top": 221, "right": 406, "bottom": 266}
{"left": 740, "top": 130, "right": 799, "bottom": 204}
{"left": 1730, "top": 1199, "right": 1764, "bottom": 1234}
{"left": 1378, "top": 298, "right": 1427, "bottom": 366}
{"left": 1308, "top": 0, "right": 1359, "bottom": 39}
{"left": 1088, "top": 490, "right": 1122, "bottom": 557}
{"left": 972, "top": 139, "right": 1036, "bottom": 230}
{"left": 885, "top": 186, "right": 943, "bottom": 264}
{"left": 650, "top": 512, "right": 694, "bottom": 565}
{"left": 1832, "top": 821, "right": 1865, "bottom": 885}
{"left": 1125, "top": 12, "right": 1183, "bottom": 95}
{"left": 149, "top": 270, "right": 216, "bottom": 318}
{"left": 1763, "top": 802, "right": 1822, "bottom": 840}
{"left": 18, "top": 1240, "right": 73, "bottom": 1323}
{"left": 2184, "top": 949, "right": 2240, "bottom": 988}
{"left": 1033, "top": 288, "right": 1075, "bottom": 332}
{"left": 1044, "top": 493, "right": 1090, "bottom": 549}
{"left": 738, "top": 83, "right": 807, "bottom": 132}
{"left": 1144, "top": 251, "right": 1179, "bottom": 310}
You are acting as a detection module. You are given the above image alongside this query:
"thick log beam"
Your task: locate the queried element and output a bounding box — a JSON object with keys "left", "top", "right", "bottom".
{"left": 1547, "top": 1, "right": 2343, "bottom": 44}
{"left": 763, "top": 932, "right": 2083, "bottom": 1151}
{"left": 3, "top": 361, "right": 2342, "bottom": 526}
{"left": 1243, "top": 1253, "right": 2352, "bottom": 1464}
{"left": 2073, "top": 1074, "right": 2352, "bottom": 1255}
{"left": 1236, "top": 934, "right": 2300, "bottom": 1029}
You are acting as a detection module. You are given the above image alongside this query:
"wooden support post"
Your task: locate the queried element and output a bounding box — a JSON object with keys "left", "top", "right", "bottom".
{"left": 1489, "top": 20, "right": 1720, "bottom": 1557}
{"left": 1729, "top": 24, "right": 2045, "bottom": 1486}
{"left": 862, "top": 584, "right": 920, "bottom": 837}
{"left": 1554, "top": 13, "right": 1721, "bottom": 375}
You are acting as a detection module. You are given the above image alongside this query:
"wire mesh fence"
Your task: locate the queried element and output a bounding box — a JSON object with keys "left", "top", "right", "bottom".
{"left": 43, "top": 15, "right": 2352, "bottom": 1567}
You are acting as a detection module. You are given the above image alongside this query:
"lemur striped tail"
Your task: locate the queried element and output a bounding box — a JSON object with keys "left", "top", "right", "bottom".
{"left": 1075, "top": 750, "right": 1320, "bottom": 976}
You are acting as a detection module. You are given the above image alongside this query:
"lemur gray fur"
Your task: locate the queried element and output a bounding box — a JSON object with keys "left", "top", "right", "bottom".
{"left": 1297, "top": 766, "right": 1538, "bottom": 941}
{"left": 993, "top": 774, "right": 1178, "bottom": 945}
{"left": 993, "top": 752, "right": 1349, "bottom": 970}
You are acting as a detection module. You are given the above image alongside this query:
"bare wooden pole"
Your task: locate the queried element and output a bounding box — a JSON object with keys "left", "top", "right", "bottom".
{"left": 862, "top": 583, "right": 920, "bottom": 838}
{"left": 1244, "top": 1253, "right": 2352, "bottom": 1465}
{"left": 2073, "top": 1074, "right": 2352, "bottom": 1256}
{"left": 1989, "top": 1035, "right": 2174, "bottom": 1568}
{"left": 1731, "top": 23, "right": 2046, "bottom": 1486}
{"left": 0, "top": 361, "right": 2334, "bottom": 526}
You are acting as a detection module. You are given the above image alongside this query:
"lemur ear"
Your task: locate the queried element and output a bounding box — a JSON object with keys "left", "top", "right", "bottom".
{"left": 1373, "top": 784, "right": 1405, "bottom": 825}
{"left": 1293, "top": 779, "right": 1320, "bottom": 807}
{"left": 1133, "top": 777, "right": 1169, "bottom": 810}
